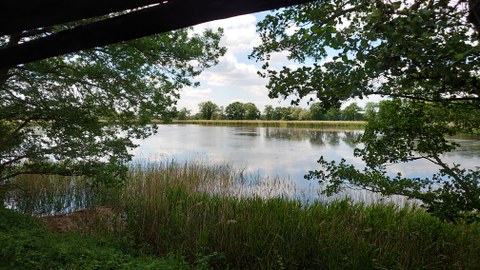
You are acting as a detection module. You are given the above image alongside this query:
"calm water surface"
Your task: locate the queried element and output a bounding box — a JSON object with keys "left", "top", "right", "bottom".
{"left": 131, "top": 124, "right": 480, "bottom": 203}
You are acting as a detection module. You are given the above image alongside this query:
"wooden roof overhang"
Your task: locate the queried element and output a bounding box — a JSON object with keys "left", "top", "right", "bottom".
{"left": 0, "top": 0, "right": 314, "bottom": 69}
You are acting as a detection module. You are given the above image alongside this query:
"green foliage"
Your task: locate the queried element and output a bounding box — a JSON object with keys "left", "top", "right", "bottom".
{"left": 309, "top": 102, "right": 324, "bottom": 120}
{"left": 176, "top": 108, "right": 192, "bottom": 120}
{"left": 252, "top": 0, "right": 480, "bottom": 221}
{"left": 251, "top": 0, "right": 480, "bottom": 108}
{"left": 297, "top": 108, "right": 311, "bottom": 120}
{"left": 342, "top": 102, "right": 363, "bottom": 121}
{"left": 198, "top": 101, "right": 220, "bottom": 120}
{"left": 197, "top": 102, "right": 368, "bottom": 121}
{"left": 289, "top": 107, "right": 310, "bottom": 120}
{"left": 0, "top": 207, "right": 205, "bottom": 270}
{"left": 262, "top": 105, "right": 311, "bottom": 120}
{"left": 175, "top": 119, "right": 366, "bottom": 129}
{"left": 363, "top": 102, "right": 379, "bottom": 121}
{"left": 274, "top": 106, "right": 292, "bottom": 120}
{"left": 7, "top": 166, "right": 480, "bottom": 269}
{"left": 224, "top": 101, "right": 246, "bottom": 120}
{"left": 307, "top": 100, "right": 480, "bottom": 222}
{"left": 243, "top": 102, "right": 261, "bottom": 120}
{"left": 263, "top": 105, "right": 275, "bottom": 120}
{"left": 0, "top": 28, "right": 225, "bottom": 183}
{"left": 224, "top": 101, "right": 260, "bottom": 120}
{"left": 325, "top": 107, "right": 342, "bottom": 120}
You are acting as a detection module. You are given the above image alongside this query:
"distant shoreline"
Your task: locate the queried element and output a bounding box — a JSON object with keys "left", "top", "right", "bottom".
{"left": 168, "top": 119, "right": 367, "bottom": 129}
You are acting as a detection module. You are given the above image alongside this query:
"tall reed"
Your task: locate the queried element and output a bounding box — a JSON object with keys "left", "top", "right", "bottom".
{"left": 122, "top": 170, "right": 480, "bottom": 269}
{"left": 5, "top": 162, "right": 480, "bottom": 269}
{"left": 4, "top": 174, "right": 104, "bottom": 215}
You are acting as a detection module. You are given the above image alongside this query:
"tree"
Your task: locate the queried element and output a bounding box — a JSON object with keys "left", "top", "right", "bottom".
{"left": 252, "top": 0, "right": 480, "bottom": 108}
{"left": 252, "top": 0, "right": 480, "bottom": 221}
{"left": 325, "top": 108, "right": 342, "bottom": 121}
{"left": 176, "top": 108, "right": 191, "bottom": 120}
{"left": 198, "top": 101, "right": 220, "bottom": 120}
{"left": 363, "top": 102, "right": 379, "bottom": 121}
{"left": 308, "top": 100, "right": 480, "bottom": 221}
{"left": 0, "top": 28, "right": 225, "bottom": 184}
{"left": 288, "top": 107, "right": 301, "bottom": 120}
{"left": 244, "top": 102, "right": 261, "bottom": 120}
{"left": 274, "top": 107, "right": 292, "bottom": 120}
{"left": 298, "top": 109, "right": 311, "bottom": 120}
{"left": 341, "top": 102, "right": 363, "bottom": 121}
{"left": 225, "top": 102, "right": 246, "bottom": 120}
{"left": 215, "top": 106, "right": 225, "bottom": 120}
{"left": 263, "top": 105, "right": 275, "bottom": 120}
{"left": 309, "top": 102, "right": 324, "bottom": 120}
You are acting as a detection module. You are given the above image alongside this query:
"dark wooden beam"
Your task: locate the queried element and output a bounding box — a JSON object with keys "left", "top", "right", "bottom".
{"left": 0, "top": 0, "right": 314, "bottom": 69}
{"left": 0, "top": 0, "right": 166, "bottom": 36}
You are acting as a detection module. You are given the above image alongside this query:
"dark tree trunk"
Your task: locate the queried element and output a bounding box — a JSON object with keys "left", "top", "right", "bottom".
{"left": 469, "top": 0, "right": 480, "bottom": 35}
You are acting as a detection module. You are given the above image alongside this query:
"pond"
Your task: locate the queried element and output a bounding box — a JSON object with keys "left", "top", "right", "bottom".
{"left": 131, "top": 124, "right": 480, "bottom": 203}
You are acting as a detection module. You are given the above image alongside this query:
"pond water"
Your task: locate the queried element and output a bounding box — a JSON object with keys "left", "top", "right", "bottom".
{"left": 131, "top": 124, "right": 480, "bottom": 203}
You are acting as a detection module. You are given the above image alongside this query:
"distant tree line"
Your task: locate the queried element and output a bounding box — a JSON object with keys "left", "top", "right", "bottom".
{"left": 175, "top": 101, "right": 376, "bottom": 121}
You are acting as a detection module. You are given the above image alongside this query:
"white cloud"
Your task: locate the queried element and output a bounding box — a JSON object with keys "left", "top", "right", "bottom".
{"left": 193, "top": 14, "right": 261, "bottom": 54}
{"left": 178, "top": 12, "right": 351, "bottom": 114}
{"left": 181, "top": 88, "right": 213, "bottom": 99}
{"left": 342, "top": 95, "right": 385, "bottom": 109}
{"left": 200, "top": 53, "right": 263, "bottom": 87}
{"left": 176, "top": 13, "right": 288, "bottom": 113}
{"left": 268, "top": 51, "right": 291, "bottom": 67}
{"left": 176, "top": 88, "right": 213, "bottom": 112}
{"left": 285, "top": 24, "right": 300, "bottom": 36}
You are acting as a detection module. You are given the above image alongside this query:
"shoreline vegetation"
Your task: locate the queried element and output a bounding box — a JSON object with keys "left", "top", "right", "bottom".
{"left": 168, "top": 119, "right": 367, "bottom": 129}
{"left": 2, "top": 161, "right": 479, "bottom": 269}
{"left": 164, "top": 120, "right": 480, "bottom": 139}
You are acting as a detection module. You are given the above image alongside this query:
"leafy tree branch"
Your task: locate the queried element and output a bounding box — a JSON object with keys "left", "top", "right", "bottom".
{"left": 254, "top": 0, "right": 480, "bottom": 221}
{"left": 1, "top": 27, "right": 226, "bottom": 184}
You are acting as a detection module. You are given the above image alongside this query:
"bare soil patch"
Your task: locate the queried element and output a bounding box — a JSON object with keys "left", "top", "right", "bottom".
{"left": 41, "top": 206, "right": 123, "bottom": 233}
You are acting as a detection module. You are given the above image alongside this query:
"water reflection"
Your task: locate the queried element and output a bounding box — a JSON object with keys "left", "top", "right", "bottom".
{"left": 131, "top": 125, "right": 480, "bottom": 204}
{"left": 233, "top": 127, "right": 259, "bottom": 137}
{"left": 260, "top": 127, "right": 362, "bottom": 146}
{"left": 446, "top": 138, "right": 480, "bottom": 159}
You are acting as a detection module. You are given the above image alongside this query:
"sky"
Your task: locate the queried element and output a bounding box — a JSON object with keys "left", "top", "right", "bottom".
{"left": 175, "top": 11, "right": 377, "bottom": 114}
{"left": 176, "top": 11, "right": 278, "bottom": 114}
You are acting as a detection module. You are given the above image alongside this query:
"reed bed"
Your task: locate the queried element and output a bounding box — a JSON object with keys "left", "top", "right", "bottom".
{"left": 172, "top": 120, "right": 366, "bottom": 129}
{"left": 4, "top": 175, "right": 103, "bottom": 216}
{"left": 4, "top": 161, "right": 480, "bottom": 269}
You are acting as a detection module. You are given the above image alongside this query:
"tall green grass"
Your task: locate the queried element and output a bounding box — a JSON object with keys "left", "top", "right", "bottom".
{"left": 172, "top": 120, "right": 366, "bottom": 129}
{"left": 4, "top": 175, "right": 115, "bottom": 216}
{"left": 5, "top": 162, "right": 480, "bottom": 269}
{"left": 0, "top": 206, "right": 213, "bottom": 270}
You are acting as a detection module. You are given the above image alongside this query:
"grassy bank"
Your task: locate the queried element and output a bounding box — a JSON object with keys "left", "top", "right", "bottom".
{"left": 171, "top": 120, "right": 366, "bottom": 129}
{"left": 0, "top": 207, "right": 211, "bottom": 269}
{"left": 4, "top": 162, "right": 480, "bottom": 269}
